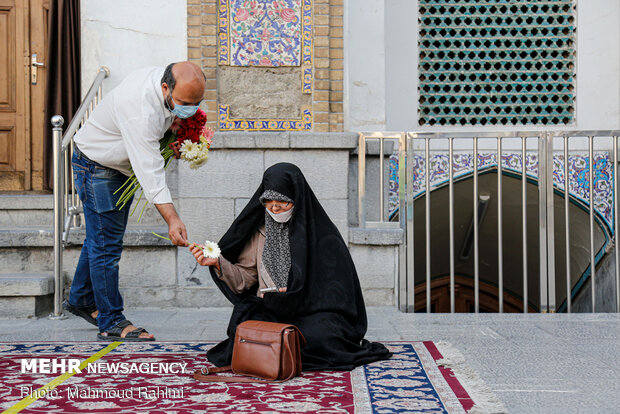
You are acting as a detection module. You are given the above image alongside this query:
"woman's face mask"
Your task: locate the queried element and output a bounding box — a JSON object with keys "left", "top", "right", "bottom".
{"left": 266, "top": 207, "right": 294, "bottom": 223}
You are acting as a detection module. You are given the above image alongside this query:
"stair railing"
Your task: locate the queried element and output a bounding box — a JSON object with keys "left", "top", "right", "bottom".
{"left": 50, "top": 66, "right": 110, "bottom": 319}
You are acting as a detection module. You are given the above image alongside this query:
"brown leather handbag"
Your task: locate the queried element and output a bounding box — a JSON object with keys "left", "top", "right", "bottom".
{"left": 194, "top": 320, "right": 306, "bottom": 383}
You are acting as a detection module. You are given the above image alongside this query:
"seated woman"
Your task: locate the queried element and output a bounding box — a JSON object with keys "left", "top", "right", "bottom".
{"left": 190, "top": 162, "right": 390, "bottom": 371}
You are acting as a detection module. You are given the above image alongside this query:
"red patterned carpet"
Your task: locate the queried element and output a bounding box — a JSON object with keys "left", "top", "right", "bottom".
{"left": 0, "top": 342, "right": 505, "bottom": 413}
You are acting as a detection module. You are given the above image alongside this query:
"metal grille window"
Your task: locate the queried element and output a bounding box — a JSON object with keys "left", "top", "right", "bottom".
{"left": 418, "top": 0, "right": 576, "bottom": 126}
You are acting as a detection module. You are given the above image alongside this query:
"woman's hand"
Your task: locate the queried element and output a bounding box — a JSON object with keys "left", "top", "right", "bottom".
{"left": 189, "top": 243, "right": 220, "bottom": 270}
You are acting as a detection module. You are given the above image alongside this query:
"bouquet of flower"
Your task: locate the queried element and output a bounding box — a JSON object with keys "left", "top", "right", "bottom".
{"left": 115, "top": 109, "right": 214, "bottom": 218}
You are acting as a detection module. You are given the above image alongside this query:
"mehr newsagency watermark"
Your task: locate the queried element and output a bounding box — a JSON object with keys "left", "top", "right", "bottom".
{"left": 19, "top": 385, "right": 184, "bottom": 400}
{"left": 17, "top": 358, "right": 187, "bottom": 400}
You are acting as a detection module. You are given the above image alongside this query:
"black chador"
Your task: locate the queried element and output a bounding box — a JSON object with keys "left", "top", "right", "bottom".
{"left": 207, "top": 163, "right": 391, "bottom": 371}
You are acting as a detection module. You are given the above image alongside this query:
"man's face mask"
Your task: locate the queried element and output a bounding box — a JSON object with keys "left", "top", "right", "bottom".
{"left": 266, "top": 207, "right": 294, "bottom": 223}
{"left": 166, "top": 91, "right": 200, "bottom": 119}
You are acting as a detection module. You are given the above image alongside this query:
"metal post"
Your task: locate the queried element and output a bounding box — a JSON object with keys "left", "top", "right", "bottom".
{"left": 546, "top": 132, "right": 556, "bottom": 312}
{"left": 50, "top": 115, "right": 66, "bottom": 320}
{"left": 538, "top": 135, "right": 548, "bottom": 312}
{"left": 473, "top": 137, "right": 479, "bottom": 313}
{"left": 565, "top": 135, "right": 572, "bottom": 313}
{"left": 358, "top": 133, "right": 366, "bottom": 228}
{"left": 397, "top": 133, "right": 408, "bottom": 312}
{"left": 497, "top": 136, "right": 503, "bottom": 313}
{"left": 615, "top": 135, "right": 620, "bottom": 313}
{"left": 522, "top": 137, "right": 528, "bottom": 313}
{"left": 425, "top": 137, "right": 431, "bottom": 313}
{"left": 449, "top": 137, "right": 455, "bottom": 313}
{"left": 538, "top": 132, "right": 555, "bottom": 313}
{"left": 379, "top": 138, "right": 384, "bottom": 223}
{"left": 406, "top": 134, "right": 416, "bottom": 312}
{"left": 589, "top": 136, "right": 596, "bottom": 312}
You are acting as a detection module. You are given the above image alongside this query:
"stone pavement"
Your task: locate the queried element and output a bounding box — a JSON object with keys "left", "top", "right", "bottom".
{"left": 1, "top": 307, "right": 619, "bottom": 413}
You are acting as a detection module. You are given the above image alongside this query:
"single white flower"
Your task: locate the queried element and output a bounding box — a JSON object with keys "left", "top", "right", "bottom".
{"left": 180, "top": 140, "right": 199, "bottom": 161}
{"left": 202, "top": 240, "right": 221, "bottom": 259}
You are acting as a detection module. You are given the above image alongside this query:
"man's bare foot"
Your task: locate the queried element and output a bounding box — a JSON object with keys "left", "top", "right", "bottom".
{"left": 120, "top": 324, "right": 154, "bottom": 339}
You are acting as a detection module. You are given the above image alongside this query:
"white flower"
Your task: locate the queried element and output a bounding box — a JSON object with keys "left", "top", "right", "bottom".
{"left": 189, "top": 144, "right": 209, "bottom": 169}
{"left": 202, "top": 240, "right": 221, "bottom": 259}
{"left": 180, "top": 140, "right": 199, "bottom": 161}
{"left": 189, "top": 158, "right": 207, "bottom": 169}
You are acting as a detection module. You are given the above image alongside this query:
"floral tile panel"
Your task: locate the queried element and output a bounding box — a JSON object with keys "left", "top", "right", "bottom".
{"left": 230, "top": 0, "right": 302, "bottom": 66}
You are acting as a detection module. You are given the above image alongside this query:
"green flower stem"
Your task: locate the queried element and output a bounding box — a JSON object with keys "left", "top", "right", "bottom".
{"left": 152, "top": 232, "right": 170, "bottom": 241}
{"left": 137, "top": 198, "right": 149, "bottom": 222}
{"left": 151, "top": 231, "right": 199, "bottom": 247}
{"left": 113, "top": 173, "right": 135, "bottom": 195}
{"left": 116, "top": 178, "right": 138, "bottom": 208}
{"left": 130, "top": 190, "right": 144, "bottom": 216}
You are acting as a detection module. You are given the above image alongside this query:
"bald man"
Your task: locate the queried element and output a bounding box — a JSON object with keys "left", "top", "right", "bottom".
{"left": 65, "top": 62, "right": 205, "bottom": 341}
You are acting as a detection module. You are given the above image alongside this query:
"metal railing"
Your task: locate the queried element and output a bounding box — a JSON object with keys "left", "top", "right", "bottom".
{"left": 358, "top": 130, "right": 620, "bottom": 314}
{"left": 50, "top": 67, "right": 110, "bottom": 319}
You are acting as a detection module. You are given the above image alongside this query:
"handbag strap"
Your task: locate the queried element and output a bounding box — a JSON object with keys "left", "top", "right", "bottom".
{"left": 193, "top": 366, "right": 264, "bottom": 383}
{"left": 193, "top": 330, "right": 299, "bottom": 383}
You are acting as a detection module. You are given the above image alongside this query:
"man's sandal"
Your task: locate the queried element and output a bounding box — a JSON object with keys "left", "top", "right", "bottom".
{"left": 97, "top": 319, "right": 155, "bottom": 342}
{"left": 62, "top": 300, "right": 98, "bottom": 327}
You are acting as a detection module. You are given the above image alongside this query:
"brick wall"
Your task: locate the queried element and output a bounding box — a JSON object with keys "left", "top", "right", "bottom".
{"left": 313, "top": 0, "right": 343, "bottom": 132}
{"left": 187, "top": 0, "right": 218, "bottom": 130}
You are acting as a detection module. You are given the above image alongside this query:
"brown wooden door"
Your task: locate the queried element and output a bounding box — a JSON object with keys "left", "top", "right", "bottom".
{"left": 0, "top": 0, "right": 48, "bottom": 191}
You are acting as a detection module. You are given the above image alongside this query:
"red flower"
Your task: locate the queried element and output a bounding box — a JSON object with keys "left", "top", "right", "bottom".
{"left": 173, "top": 109, "right": 208, "bottom": 144}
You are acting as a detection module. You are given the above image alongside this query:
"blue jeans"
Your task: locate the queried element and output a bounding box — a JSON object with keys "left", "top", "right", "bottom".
{"left": 69, "top": 149, "right": 133, "bottom": 332}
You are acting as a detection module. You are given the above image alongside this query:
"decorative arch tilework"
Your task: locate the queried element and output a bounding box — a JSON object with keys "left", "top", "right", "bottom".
{"left": 418, "top": 0, "right": 576, "bottom": 126}
{"left": 219, "top": 104, "right": 312, "bottom": 130}
{"left": 387, "top": 152, "right": 614, "bottom": 231}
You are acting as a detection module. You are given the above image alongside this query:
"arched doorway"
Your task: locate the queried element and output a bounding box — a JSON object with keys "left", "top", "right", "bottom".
{"left": 414, "top": 275, "right": 538, "bottom": 313}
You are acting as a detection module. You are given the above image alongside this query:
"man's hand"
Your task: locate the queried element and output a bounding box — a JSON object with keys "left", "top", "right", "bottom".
{"left": 168, "top": 217, "right": 188, "bottom": 246}
{"left": 155, "top": 203, "right": 188, "bottom": 246}
{"left": 189, "top": 243, "right": 220, "bottom": 269}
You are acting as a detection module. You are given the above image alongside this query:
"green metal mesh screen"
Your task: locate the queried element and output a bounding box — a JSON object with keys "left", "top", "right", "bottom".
{"left": 418, "top": 0, "right": 576, "bottom": 126}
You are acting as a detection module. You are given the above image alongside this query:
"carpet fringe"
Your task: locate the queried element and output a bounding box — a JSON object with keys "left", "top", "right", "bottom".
{"left": 435, "top": 341, "right": 508, "bottom": 414}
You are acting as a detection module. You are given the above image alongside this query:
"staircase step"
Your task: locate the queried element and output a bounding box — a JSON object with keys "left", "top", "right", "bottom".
{"left": 0, "top": 272, "right": 54, "bottom": 318}
{"left": 0, "top": 296, "right": 53, "bottom": 318}
{"left": 0, "top": 227, "right": 171, "bottom": 275}
{"left": 0, "top": 194, "right": 53, "bottom": 227}
{"left": 0, "top": 273, "right": 54, "bottom": 296}
{"left": 0, "top": 194, "right": 168, "bottom": 227}
{"left": 0, "top": 194, "right": 53, "bottom": 209}
{"left": 0, "top": 227, "right": 170, "bottom": 247}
